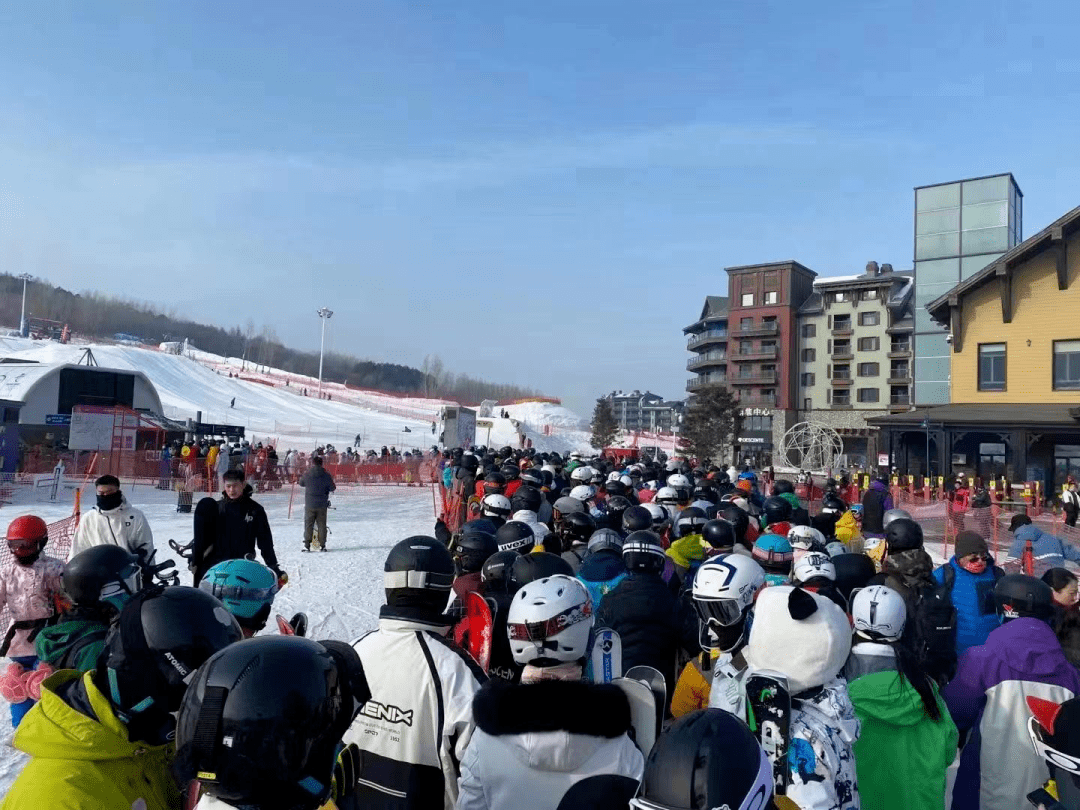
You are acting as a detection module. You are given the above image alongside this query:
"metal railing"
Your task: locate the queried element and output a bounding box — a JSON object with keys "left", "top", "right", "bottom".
{"left": 686, "top": 352, "right": 727, "bottom": 370}
{"left": 687, "top": 331, "right": 728, "bottom": 349}
{"left": 734, "top": 321, "right": 779, "bottom": 336}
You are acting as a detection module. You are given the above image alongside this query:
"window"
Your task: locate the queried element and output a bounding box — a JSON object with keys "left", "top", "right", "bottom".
{"left": 833, "top": 340, "right": 851, "bottom": 355}
{"left": 740, "top": 317, "right": 753, "bottom": 330}
{"left": 890, "top": 386, "right": 909, "bottom": 405}
{"left": 891, "top": 339, "right": 911, "bottom": 353}
{"left": 801, "top": 348, "right": 816, "bottom": 362}
{"left": 833, "top": 292, "right": 847, "bottom": 303}
{"left": 739, "top": 364, "right": 754, "bottom": 378}
{"left": 742, "top": 415, "right": 774, "bottom": 431}
{"left": 890, "top": 363, "right": 909, "bottom": 378}
{"left": 858, "top": 363, "right": 879, "bottom": 377}
{"left": 760, "top": 388, "right": 775, "bottom": 401}
{"left": 1053, "top": 341, "right": 1080, "bottom": 390}
{"left": 803, "top": 398, "right": 812, "bottom": 411}
{"left": 762, "top": 340, "right": 777, "bottom": 354}
{"left": 857, "top": 337, "right": 880, "bottom": 352}
{"left": 833, "top": 390, "right": 851, "bottom": 405}
{"left": 978, "top": 343, "right": 1006, "bottom": 391}
{"left": 863, "top": 289, "right": 878, "bottom": 300}
{"left": 802, "top": 323, "right": 816, "bottom": 338}
{"left": 801, "top": 373, "right": 816, "bottom": 387}
{"left": 834, "top": 364, "right": 850, "bottom": 379}
{"left": 857, "top": 388, "right": 880, "bottom": 403}
{"left": 764, "top": 291, "right": 778, "bottom": 305}
{"left": 833, "top": 315, "right": 852, "bottom": 331}
{"left": 859, "top": 311, "right": 879, "bottom": 326}
{"left": 741, "top": 293, "right": 754, "bottom": 306}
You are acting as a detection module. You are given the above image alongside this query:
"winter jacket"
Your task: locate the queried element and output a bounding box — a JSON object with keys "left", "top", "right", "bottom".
{"left": 594, "top": 572, "right": 701, "bottom": 701}
{"left": 779, "top": 492, "right": 811, "bottom": 527}
{"left": 707, "top": 648, "right": 750, "bottom": 718}
{"left": 561, "top": 544, "right": 588, "bottom": 574}
{"left": 576, "top": 550, "right": 627, "bottom": 613}
{"left": 215, "top": 449, "right": 230, "bottom": 474}
{"left": 510, "top": 510, "right": 551, "bottom": 548}
{"left": 299, "top": 465, "right": 337, "bottom": 510}
{"left": 933, "top": 558, "right": 1003, "bottom": 654}
{"left": 672, "top": 654, "right": 713, "bottom": 718}
{"left": 70, "top": 496, "right": 155, "bottom": 563}
{"left": 942, "top": 617, "right": 1080, "bottom": 810}
{"left": 846, "top": 642, "right": 957, "bottom": 810}
{"left": 0, "top": 555, "right": 65, "bottom": 658}
{"left": 193, "top": 488, "right": 279, "bottom": 579}
{"left": 665, "top": 533, "right": 705, "bottom": 571}
{"left": 833, "top": 511, "right": 861, "bottom": 546}
{"left": 34, "top": 609, "right": 109, "bottom": 672}
{"left": 342, "top": 612, "right": 486, "bottom": 810}
{"left": 1, "top": 670, "right": 180, "bottom": 810}
{"left": 860, "top": 481, "right": 893, "bottom": 535}
{"left": 875, "top": 548, "right": 937, "bottom": 603}
{"left": 485, "top": 591, "right": 521, "bottom": 684}
{"left": 455, "top": 679, "right": 644, "bottom": 810}
{"left": 787, "top": 678, "right": 862, "bottom": 810}
{"left": 1006, "top": 524, "right": 1080, "bottom": 575}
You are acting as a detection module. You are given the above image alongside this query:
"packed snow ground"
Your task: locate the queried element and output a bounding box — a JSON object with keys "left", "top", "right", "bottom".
{"left": 0, "top": 481, "right": 439, "bottom": 795}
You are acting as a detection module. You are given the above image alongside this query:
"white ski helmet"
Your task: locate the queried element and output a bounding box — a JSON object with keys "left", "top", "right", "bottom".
{"left": 643, "top": 502, "right": 671, "bottom": 530}
{"left": 607, "top": 471, "right": 623, "bottom": 483}
{"left": 481, "top": 493, "right": 512, "bottom": 519}
{"left": 692, "top": 555, "right": 766, "bottom": 651}
{"left": 851, "top": 585, "right": 907, "bottom": 642}
{"left": 569, "top": 484, "right": 597, "bottom": 504}
{"left": 666, "top": 473, "right": 691, "bottom": 490}
{"left": 825, "top": 541, "right": 849, "bottom": 558}
{"left": 787, "top": 525, "right": 827, "bottom": 551}
{"left": 506, "top": 575, "right": 594, "bottom": 666}
{"left": 655, "top": 486, "right": 680, "bottom": 506}
{"left": 792, "top": 551, "right": 836, "bottom": 584}
{"left": 619, "top": 475, "right": 634, "bottom": 488}
{"left": 570, "top": 466, "right": 595, "bottom": 485}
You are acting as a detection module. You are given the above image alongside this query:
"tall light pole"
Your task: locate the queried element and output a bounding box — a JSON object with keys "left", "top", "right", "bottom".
{"left": 316, "top": 307, "right": 334, "bottom": 399}
{"left": 17, "top": 274, "right": 32, "bottom": 337}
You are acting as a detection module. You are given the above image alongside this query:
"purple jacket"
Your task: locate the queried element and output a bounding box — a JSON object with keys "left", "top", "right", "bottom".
{"left": 942, "top": 618, "right": 1080, "bottom": 810}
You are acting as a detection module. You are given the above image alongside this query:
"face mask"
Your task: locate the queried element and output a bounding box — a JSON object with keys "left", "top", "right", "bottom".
{"left": 961, "top": 558, "right": 988, "bottom": 575}
{"left": 97, "top": 491, "right": 124, "bottom": 511}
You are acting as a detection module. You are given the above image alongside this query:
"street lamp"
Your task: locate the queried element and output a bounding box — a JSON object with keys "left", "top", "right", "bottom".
{"left": 316, "top": 307, "right": 333, "bottom": 399}
{"left": 17, "top": 274, "right": 32, "bottom": 337}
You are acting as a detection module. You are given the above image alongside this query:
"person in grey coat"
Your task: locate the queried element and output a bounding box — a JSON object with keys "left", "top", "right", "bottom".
{"left": 298, "top": 454, "right": 336, "bottom": 551}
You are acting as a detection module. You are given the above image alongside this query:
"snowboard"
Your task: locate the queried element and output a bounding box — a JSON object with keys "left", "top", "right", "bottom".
{"left": 453, "top": 591, "right": 493, "bottom": 672}
{"left": 612, "top": 676, "right": 658, "bottom": 756}
{"left": 590, "top": 628, "right": 623, "bottom": 683}
{"left": 745, "top": 671, "right": 792, "bottom": 796}
{"left": 625, "top": 665, "right": 667, "bottom": 734}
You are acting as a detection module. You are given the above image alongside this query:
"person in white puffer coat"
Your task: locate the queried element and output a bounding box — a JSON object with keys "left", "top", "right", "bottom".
{"left": 69, "top": 475, "right": 154, "bottom": 564}
{"left": 455, "top": 575, "right": 643, "bottom": 810}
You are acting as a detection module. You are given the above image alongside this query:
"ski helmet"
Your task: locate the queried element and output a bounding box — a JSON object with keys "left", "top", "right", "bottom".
{"left": 692, "top": 555, "right": 765, "bottom": 652}
{"left": 771, "top": 479, "right": 795, "bottom": 495}
{"left": 383, "top": 536, "right": 455, "bottom": 615}
{"left": 6, "top": 515, "right": 48, "bottom": 562}
{"left": 519, "top": 468, "right": 545, "bottom": 490}
{"left": 885, "top": 517, "right": 924, "bottom": 552}
{"left": 481, "top": 493, "right": 512, "bottom": 519}
{"left": 622, "top": 505, "right": 654, "bottom": 534}
{"left": 495, "top": 521, "right": 536, "bottom": 554}
{"left": 557, "top": 511, "right": 597, "bottom": 547}
{"left": 602, "top": 496, "right": 632, "bottom": 529}
{"left": 882, "top": 508, "right": 912, "bottom": 528}
{"left": 569, "top": 484, "right": 597, "bottom": 503}
{"left": 633, "top": 708, "right": 771, "bottom": 810}
{"left": 787, "top": 524, "right": 827, "bottom": 553}
{"left": 792, "top": 551, "right": 836, "bottom": 585}
{"left": 62, "top": 545, "right": 142, "bottom": 614}
{"left": 666, "top": 473, "right": 691, "bottom": 490}
{"left": 589, "top": 469, "right": 606, "bottom": 487}
{"left": 199, "top": 559, "right": 280, "bottom": 633}
{"left": 994, "top": 574, "right": 1056, "bottom": 622}
{"left": 719, "top": 505, "right": 751, "bottom": 545}
{"left": 851, "top": 584, "right": 907, "bottom": 641}
{"left": 763, "top": 496, "right": 793, "bottom": 526}
{"left": 1027, "top": 695, "right": 1080, "bottom": 808}
{"left": 509, "top": 551, "right": 574, "bottom": 589}
{"left": 622, "top": 530, "right": 666, "bottom": 575}
{"left": 507, "top": 575, "right": 593, "bottom": 666}
{"left": 752, "top": 533, "right": 793, "bottom": 582}
{"left": 460, "top": 454, "right": 479, "bottom": 472}
{"left": 553, "top": 496, "right": 586, "bottom": 520}
{"left": 700, "top": 519, "right": 737, "bottom": 551}
{"left": 819, "top": 492, "right": 848, "bottom": 514}
{"left": 500, "top": 463, "right": 520, "bottom": 481}
{"left": 655, "top": 486, "right": 680, "bottom": 507}
{"left": 570, "top": 466, "right": 594, "bottom": 485}
{"left": 482, "top": 472, "right": 506, "bottom": 495}
{"left": 675, "top": 507, "right": 708, "bottom": 539}
{"left": 511, "top": 485, "right": 543, "bottom": 514}
{"left": 825, "top": 541, "right": 849, "bottom": 557}
{"left": 99, "top": 587, "right": 243, "bottom": 721}
{"left": 832, "top": 553, "right": 877, "bottom": 603}
{"left": 480, "top": 550, "right": 520, "bottom": 594}
{"left": 587, "top": 528, "right": 624, "bottom": 555}
{"left": 452, "top": 520, "right": 499, "bottom": 575}
{"left": 643, "top": 502, "right": 671, "bottom": 532}
{"left": 176, "top": 636, "right": 368, "bottom": 810}
{"left": 692, "top": 485, "right": 719, "bottom": 505}
{"left": 604, "top": 480, "right": 628, "bottom": 498}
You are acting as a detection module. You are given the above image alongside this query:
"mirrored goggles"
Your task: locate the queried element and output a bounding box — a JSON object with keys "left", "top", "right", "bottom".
{"left": 507, "top": 602, "right": 592, "bottom": 643}
{"left": 694, "top": 596, "right": 743, "bottom": 627}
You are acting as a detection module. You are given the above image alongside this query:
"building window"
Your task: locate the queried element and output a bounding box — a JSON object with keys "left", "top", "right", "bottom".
{"left": 740, "top": 317, "right": 754, "bottom": 330}
{"left": 801, "top": 348, "right": 816, "bottom": 362}
{"left": 801, "top": 373, "right": 815, "bottom": 387}
{"left": 760, "top": 388, "right": 775, "bottom": 401}
{"left": 741, "top": 293, "right": 754, "bottom": 306}
{"left": 858, "top": 362, "right": 879, "bottom": 377}
{"left": 803, "top": 398, "right": 812, "bottom": 410}
{"left": 863, "top": 289, "right": 878, "bottom": 300}
{"left": 833, "top": 315, "right": 852, "bottom": 331}
{"left": 833, "top": 390, "right": 851, "bottom": 405}
{"left": 857, "top": 337, "right": 880, "bottom": 352}
{"left": 802, "top": 323, "right": 816, "bottom": 338}
{"left": 834, "top": 364, "right": 850, "bottom": 380}
{"left": 857, "top": 388, "right": 880, "bottom": 403}
{"left": 833, "top": 340, "right": 851, "bottom": 355}
{"left": 1053, "top": 340, "right": 1080, "bottom": 390}
{"left": 740, "top": 340, "right": 752, "bottom": 355}
{"left": 859, "top": 311, "right": 879, "bottom": 326}
{"left": 764, "top": 291, "right": 778, "bottom": 305}
{"left": 743, "top": 415, "right": 774, "bottom": 431}
{"left": 834, "top": 292, "right": 847, "bottom": 303}
{"left": 762, "top": 340, "right": 777, "bottom": 355}
{"left": 978, "top": 343, "right": 1007, "bottom": 391}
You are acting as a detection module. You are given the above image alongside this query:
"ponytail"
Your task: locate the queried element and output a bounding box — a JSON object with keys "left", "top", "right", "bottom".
{"left": 893, "top": 640, "right": 942, "bottom": 722}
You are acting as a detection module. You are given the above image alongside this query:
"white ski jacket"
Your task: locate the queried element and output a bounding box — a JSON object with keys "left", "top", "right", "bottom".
{"left": 455, "top": 679, "right": 644, "bottom": 810}
{"left": 341, "top": 613, "right": 486, "bottom": 810}
{"left": 787, "top": 678, "right": 861, "bottom": 810}
{"left": 69, "top": 497, "right": 155, "bottom": 563}
{"left": 510, "top": 510, "right": 551, "bottom": 548}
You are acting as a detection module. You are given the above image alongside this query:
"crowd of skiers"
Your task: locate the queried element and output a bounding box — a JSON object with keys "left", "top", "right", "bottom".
{"left": 0, "top": 448, "right": 1078, "bottom": 809}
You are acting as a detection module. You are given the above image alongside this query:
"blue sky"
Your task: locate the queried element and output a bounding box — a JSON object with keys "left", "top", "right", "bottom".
{"left": 2, "top": 1, "right": 1079, "bottom": 416}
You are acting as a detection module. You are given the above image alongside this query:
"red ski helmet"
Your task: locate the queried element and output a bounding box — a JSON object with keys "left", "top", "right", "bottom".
{"left": 7, "top": 515, "right": 48, "bottom": 559}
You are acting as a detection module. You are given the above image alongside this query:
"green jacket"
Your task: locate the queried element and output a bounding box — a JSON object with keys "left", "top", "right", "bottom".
{"left": 848, "top": 668, "right": 958, "bottom": 810}
{"left": 2, "top": 670, "right": 182, "bottom": 810}
{"left": 35, "top": 614, "right": 109, "bottom": 672}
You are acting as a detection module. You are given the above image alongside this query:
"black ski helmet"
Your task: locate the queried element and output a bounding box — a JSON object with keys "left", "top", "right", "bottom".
{"left": 771, "top": 479, "right": 795, "bottom": 495}
{"left": 604, "top": 479, "right": 628, "bottom": 498}
{"left": 994, "top": 574, "right": 1056, "bottom": 622}
{"left": 636, "top": 709, "right": 771, "bottom": 810}
{"left": 587, "top": 528, "right": 625, "bottom": 555}
{"left": 622, "top": 505, "right": 654, "bottom": 534}
{"left": 509, "top": 552, "right": 574, "bottom": 589}
{"left": 832, "top": 553, "right": 877, "bottom": 603}
{"left": 519, "top": 468, "right": 545, "bottom": 490}
{"left": 762, "top": 496, "right": 793, "bottom": 526}
{"left": 820, "top": 492, "right": 848, "bottom": 513}
{"left": 383, "top": 536, "right": 455, "bottom": 614}
{"left": 675, "top": 507, "right": 708, "bottom": 539}
{"left": 98, "top": 587, "right": 243, "bottom": 723}
{"left": 718, "top": 505, "right": 751, "bottom": 545}
{"left": 557, "top": 511, "right": 596, "bottom": 546}
{"left": 885, "top": 518, "right": 924, "bottom": 552}
{"left": 602, "top": 496, "right": 632, "bottom": 530}
{"left": 495, "top": 521, "right": 536, "bottom": 554}
{"left": 482, "top": 471, "right": 506, "bottom": 495}
{"left": 511, "top": 485, "right": 543, "bottom": 514}
{"left": 701, "top": 519, "right": 737, "bottom": 551}
{"left": 692, "top": 485, "right": 719, "bottom": 505}
{"left": 452, "top": 520, "right": 499, "bottom": 575}
{"left": 460, "top": 454, "right": 479, "bottom": 472}
{"left": 62, "top": 545, "right": 143, "bottom": 613}
{"left": 500, "top": 463, "right": 520, "bottom": 481}
{"left": 622, "top": 530, "right": 666, "bottom": 575}
{"left": 176, "top": 636, "right": 369, "bottom": 810}
{"left": 480, "top": 550, "right": 520, "bottom": 593}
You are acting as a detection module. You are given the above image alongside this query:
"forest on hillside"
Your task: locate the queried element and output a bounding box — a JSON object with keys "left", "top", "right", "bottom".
{"left": 0, "top": 274, "right": 542, "bottom": 402}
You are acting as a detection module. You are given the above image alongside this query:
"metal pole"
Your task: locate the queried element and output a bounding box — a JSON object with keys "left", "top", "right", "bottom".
{"left": 316, "top": 307, "right": 333, "bottom": 399}
{"left": 18, "top": 274, "right": 31, "bottom": 337}
{"left": 924, "top": 413, "right": 930, "bottom": 481}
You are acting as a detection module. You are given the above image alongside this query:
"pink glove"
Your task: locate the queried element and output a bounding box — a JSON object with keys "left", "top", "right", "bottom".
{"left": 0, "top": 663, "right": 28, "bottom": 704}
{"left": 25, "top": 664, "right": 53, "bottom": 701}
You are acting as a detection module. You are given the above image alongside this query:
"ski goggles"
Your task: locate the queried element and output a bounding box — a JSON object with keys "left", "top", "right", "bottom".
{"left": 100, "top": 562, "right": 143, "bottom": 602}
{"left": 693, "top": 597, "right": 744, "bottom": 628}
{"left": 507, "top": 602, "right": 592, "bottom": 643}
{"left": 200, "top": 579, "right": 280, "bottom": 604}
{"left": 1029, "top": 716, "right": 1080, "bottom": 776}
{"left": 383, "top": 570, "right": 454, "bottom": 591}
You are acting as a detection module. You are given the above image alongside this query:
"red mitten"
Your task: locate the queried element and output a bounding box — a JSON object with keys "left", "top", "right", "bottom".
{"left": 0, "top": 663, "right": 28, "bottom": 704}
{"left": 25, "top": 664, "right": 53, "bottom": 701}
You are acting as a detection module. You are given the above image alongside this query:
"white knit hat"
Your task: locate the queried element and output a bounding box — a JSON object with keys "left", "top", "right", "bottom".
{"left": 743, "top": 585, "right": 852, "bottom": 694}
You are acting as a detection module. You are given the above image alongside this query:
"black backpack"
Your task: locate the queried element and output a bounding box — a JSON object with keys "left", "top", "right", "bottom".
{"left": 906, "top": 578, "right": 958, "bottom": 685}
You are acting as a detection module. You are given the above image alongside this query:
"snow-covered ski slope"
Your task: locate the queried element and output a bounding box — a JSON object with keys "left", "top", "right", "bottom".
{"left": 0, "top": 336, "right": 593, "bottom": 454}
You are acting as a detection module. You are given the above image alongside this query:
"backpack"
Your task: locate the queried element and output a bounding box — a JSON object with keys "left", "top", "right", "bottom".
{"left": 907, "top": 578, "right": 958, "bottom": 685}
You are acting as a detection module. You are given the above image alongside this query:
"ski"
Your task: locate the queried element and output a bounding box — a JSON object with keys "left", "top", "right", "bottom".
{"left": 625, "top": 664, "right": 667, "bottom": 735}
{"left": 590, "top": 628, "right": 622, "bottom": 683}
{"left": 612, "top": 675, "right": 658, "bottom": 756}
{"left": 745, "top": 670, "right": 792, "bottom": 796}
{"left": 276, "top": 615, "right": 295, "bottom": 635}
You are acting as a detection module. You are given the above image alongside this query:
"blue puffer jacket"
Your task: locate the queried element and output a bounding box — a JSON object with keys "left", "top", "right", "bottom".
{"left": 1006, "top": 524, "right": 1080, "bottom": 576}
{"left": 577, "top": 550, "right": 628, "bottom": 613}
{"left": 933, "top": 558, "right": 1002, "bottom": 655}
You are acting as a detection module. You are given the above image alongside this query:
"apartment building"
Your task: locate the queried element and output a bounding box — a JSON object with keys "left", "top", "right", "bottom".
{"left": 602, "top": 390, "right": 684, "bottom": 433}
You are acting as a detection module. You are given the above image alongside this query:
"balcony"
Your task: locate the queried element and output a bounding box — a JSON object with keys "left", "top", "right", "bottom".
{"left": 686, "top": 377, "right": 727, "bottom": 392}
{"left": 887, "top": 375, "right": 912, "bottom": 386}
{"left": 831, "top": 350, "right": 854, "bottom": 361}
{"left": 731, "top": 346, "right": 778, "bottom": 361}
{"left": 730, "top": 373, "right": 778, "bottom": 386}
{"left": 738, "top": 394, "right": 777, "bottom": 407}
{"left": 831, "top": 376, "right": 853, "bottom": 387}
{"left": 831, "top": 321, "right": 853, "bottom": 337}
{"left": 687, "top": 331, "right": 728, "bottom": 350}
{"left": 734, "top": 321, "right": 779, "bottom": 337}
{"left": 888, "top": 343, "right": 911, "bottom": 358}
{"left": 686, "top": 352, "right": 727, "bottom": 371}
{"left": 830, "top": 400, "right": 853, "bottom": 410}
{"left": 888, "top": 393, "right": 911, "bottom": 412}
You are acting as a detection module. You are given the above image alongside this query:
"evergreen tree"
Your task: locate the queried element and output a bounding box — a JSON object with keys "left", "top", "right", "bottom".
{"left": 679, "top": 385, "right": 738, "bottom": 464}
{"left": 590, "top": 398, "right": 619, "bottom": 450}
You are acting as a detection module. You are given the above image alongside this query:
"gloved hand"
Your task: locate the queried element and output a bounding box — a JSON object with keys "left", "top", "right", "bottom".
{"left": 25, "top": 664, "right": 53, "bottom": 701}
{"left": 0, "top": 663, "right": 28, "bottom": 703}
{"left": 332, "top": 742, "right": 361, "bottom": 803}
{"left": 276, "top": 569, "right": 289, "bottom": 588}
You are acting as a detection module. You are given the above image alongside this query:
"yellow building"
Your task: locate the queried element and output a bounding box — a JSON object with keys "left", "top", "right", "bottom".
{"left": 872, "top": 205, "right": 1080, "bottom": 491}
